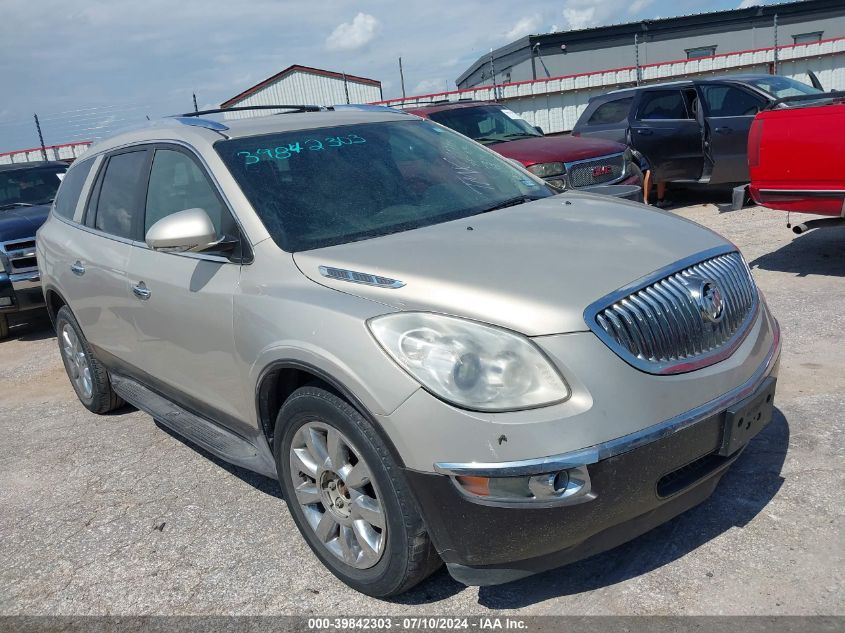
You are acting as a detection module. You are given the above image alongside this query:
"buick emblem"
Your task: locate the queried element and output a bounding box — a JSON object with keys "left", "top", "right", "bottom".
{"left": 696, "top": 279, "right": 725, "bottom": 324}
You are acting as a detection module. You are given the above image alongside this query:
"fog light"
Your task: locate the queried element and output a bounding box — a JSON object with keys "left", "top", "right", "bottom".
{"left": 454, "top": 465, "right": 591, "bottom": 504}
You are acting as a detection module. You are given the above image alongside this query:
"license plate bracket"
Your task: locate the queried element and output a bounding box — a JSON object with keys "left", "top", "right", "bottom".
{"left": 719, "top": 377, "right": 777, "bottom": 457}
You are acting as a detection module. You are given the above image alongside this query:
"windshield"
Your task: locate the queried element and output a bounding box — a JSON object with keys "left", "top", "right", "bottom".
{"left": 216, "top": 119, "right": 552, "bottom": 252}
{"left": 0, "top": 165, "right": 66, "bottom": 209}
{"left": 427, "top": 105, "right": 541, "bottom": 145}
{"left": 746, "top": 76, "right": 822, "bottom": 99}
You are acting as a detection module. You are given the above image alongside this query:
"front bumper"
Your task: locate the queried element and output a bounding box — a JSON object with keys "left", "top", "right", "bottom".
{"left": 406, "top": 325, "right": 781, "bottom": 586}
{"left": 0, "top": 270, "right": 44, "bottom": 313}
{"left": 580, "top": 182, "right": 642, "bottom": 202}
{"left": 554, "top": 167, "right": 644, "bottom": 202}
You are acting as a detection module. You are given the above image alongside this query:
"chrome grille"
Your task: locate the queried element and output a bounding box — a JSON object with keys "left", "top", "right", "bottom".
{"left": 0, "top": 238, "right": 38, "bottom": 273}
{"left": 587, "top": 250, "right": 758, "bottom": 374}
{"left": 567, "top": 153, "right": 625, "bottom": 189}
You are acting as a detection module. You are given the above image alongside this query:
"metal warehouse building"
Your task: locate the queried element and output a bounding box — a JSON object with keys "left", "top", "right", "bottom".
{"left": 457, "top": 0, "right": 845, "bottom": 89}
{"left": 220, "top": 64, "right": 383, "bottom": 117}
{"left": 377, "top": 0, "right": 845, "bottom": 135}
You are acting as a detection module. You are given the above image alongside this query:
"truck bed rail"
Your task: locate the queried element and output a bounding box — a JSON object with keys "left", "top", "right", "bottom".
{"left": 766, "top": 91, "right": 845, "bottom": 110}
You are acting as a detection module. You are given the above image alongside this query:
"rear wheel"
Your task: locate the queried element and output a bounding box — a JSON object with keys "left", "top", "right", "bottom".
{"left": 55, "top": 306, "right": 123, "bottom": 414}
{"left": 276, "top": 386, "right": 441, "bottom": 597}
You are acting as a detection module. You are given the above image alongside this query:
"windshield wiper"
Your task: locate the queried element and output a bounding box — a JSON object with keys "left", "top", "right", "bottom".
{"left": 0, "top": 202, "right": 33, "bottom": 210}
{"left": 472, "top": 136, "right": 503, "bottom": 144}
{"left": 478, "top": 196, "right": 538, "bottom": 214}
{"left": 503, "top": 133, "right": 540, "bottom": 139}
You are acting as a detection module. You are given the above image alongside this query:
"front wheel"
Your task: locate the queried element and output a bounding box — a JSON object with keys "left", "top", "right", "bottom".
{"left": 275, "top": 386, "right": 441, "bottom": 597}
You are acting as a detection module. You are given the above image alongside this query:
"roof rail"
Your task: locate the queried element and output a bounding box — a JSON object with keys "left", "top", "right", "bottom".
{"left": 171, "top": 117, "right": 230, "bottom": 131}
{"left": 177, "top": 105, "right": 322, "bottom": 117}
{"left": 766, "top": 90, "right": 845, "bottom": 110}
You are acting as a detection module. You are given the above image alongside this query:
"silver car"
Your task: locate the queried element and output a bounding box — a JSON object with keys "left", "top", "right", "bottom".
{"left": 37, "top": 106, "right": 780, "bottom": 597}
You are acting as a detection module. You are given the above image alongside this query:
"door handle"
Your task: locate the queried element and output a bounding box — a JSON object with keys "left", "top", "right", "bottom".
{"left": 70, "top": 261, "right": 85, "bottom": 276}
{"left": 715, "top": 127, "right": 733, "bottom": 134}
{"left": 132, "top": 282, "right": 151, "bottom": 300}
{"left": 635, "top": 129, "right": 653, "bottom": 135}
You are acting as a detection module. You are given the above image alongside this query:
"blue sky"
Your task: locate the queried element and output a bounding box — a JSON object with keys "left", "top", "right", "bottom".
{"left": 1, "top": 0, "right": 782, "bottom": 152}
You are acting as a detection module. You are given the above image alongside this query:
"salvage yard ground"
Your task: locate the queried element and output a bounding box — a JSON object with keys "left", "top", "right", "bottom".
{"left": 0, "top": 198, "right": 842, "bottom": 615}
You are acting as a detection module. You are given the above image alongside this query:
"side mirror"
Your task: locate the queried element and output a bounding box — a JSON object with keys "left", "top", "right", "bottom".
{"left": 534, "top": 126, "right": 544, "bottom": 135}
{"left": 145, "top": 208, "right": 219, "bottom": 253}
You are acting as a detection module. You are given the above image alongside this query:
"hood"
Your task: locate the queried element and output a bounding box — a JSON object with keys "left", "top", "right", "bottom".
{"left": 0, "top": 204, "right": 51, "bottom": 242}
{"left": 490, "top": 135, "right": 625, "bottom": 166}
{"left": 293, "top": 193, "right": 728, "bottom": 336}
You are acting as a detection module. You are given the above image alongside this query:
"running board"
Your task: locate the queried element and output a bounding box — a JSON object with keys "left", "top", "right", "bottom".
{"left": 110, "top": 373, "right": 277, "bottom": 478}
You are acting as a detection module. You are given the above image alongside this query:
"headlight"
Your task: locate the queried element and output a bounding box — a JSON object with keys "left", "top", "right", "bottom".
{"left": 527, "top": 162, "right": 565, "bottom": 178}
{"left": 368, "top": 312, "right": 569, "bottom": 411}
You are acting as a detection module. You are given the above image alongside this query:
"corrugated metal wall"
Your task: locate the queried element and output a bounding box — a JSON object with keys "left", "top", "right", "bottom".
{"left": 224, "top": 70, "right": 382, "bottom": 119}
{"left": 376, "top": 38, "right": 845, "bottom": 134}
{"left": 0, "top": 142, "right": 90, "bottom": 165}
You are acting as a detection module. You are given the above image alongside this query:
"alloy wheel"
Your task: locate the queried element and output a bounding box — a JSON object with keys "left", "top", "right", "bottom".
{"left": 289, "top": 421, "right": 386, "bottom": 569}
{"left": 61, "top": 324, "right": 93, "bottom": 399}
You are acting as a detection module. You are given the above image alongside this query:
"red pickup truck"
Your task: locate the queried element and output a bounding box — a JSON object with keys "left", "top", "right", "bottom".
{"left": 748, "top": 92, "right": 845, "bottom": 233}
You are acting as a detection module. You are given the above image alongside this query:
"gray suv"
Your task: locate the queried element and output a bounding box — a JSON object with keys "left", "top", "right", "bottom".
{"left": 572, "top": 74, "right": 822, "bottom": 185}
{"left": 37, "top": 106, "right": 781, "bottom": 597}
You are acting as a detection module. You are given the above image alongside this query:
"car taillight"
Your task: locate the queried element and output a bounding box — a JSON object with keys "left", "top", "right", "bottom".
{"left": 748, "top": 118, "right": 763, "bottom": 168}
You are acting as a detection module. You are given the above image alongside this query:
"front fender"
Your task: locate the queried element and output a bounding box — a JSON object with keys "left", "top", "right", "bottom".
{"left": 248, "top": 339, "right": 419, "bottom": 420}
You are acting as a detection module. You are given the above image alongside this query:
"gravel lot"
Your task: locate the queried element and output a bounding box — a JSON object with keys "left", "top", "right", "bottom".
{"left": 0, "top": 199, "right": 842, "bottom": 616}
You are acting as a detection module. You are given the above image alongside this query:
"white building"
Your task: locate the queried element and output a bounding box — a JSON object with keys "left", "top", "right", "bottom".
{"left": 220, "top": 64, "right": 382, "bottom": 117}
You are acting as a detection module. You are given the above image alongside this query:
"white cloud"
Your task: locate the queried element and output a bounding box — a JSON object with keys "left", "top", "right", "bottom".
{"left": 560, "top": 0, "right": 654, "bottom": 31}
{"left": 325, "top": 12, "right": 381, "bottom": 51}
{"left": 412, "top": 78, "right": 449, "bottom": 94}
{"left": 628, "top": 0, "right": 654, "bottom": 13}
{"left": 505, "top": 14, "right": 542, "bottom": 40}
{"left": 737, "top": 0, "right": 760, "bottom": 7}
{"left": 562, "top": 6, "right": 597, "bottom": 30}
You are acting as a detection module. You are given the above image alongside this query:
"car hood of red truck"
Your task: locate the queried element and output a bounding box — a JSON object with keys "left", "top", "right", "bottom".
{"left": 490, "top": 135, "right": 625, "bottom": 166}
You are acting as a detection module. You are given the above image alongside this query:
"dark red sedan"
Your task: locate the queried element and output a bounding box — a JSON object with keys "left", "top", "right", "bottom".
{"left": 405, "top": 101, "right": 643, "bottom": 200}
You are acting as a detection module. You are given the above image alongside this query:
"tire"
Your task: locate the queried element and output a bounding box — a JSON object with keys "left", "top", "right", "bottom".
{"left": 0, "top": 313, "right": 8, "bottom": 340}
{"left": 55, "top": 306, "right": 124, "bottom": 414}
{"left": 275, "top": 386, "right": 441, "bottom": 597}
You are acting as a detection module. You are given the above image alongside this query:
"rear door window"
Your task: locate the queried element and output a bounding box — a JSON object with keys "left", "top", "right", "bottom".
{"left": 93, "top": 150, "right": 149, "bottom": 240}
{"left": 636, "top": 90, "right": 690, "bottom": 120}
{"left": 699, "top": 85, "right": 766, "bottom": 117}
{"left": 53, "top": 158, "right": 93, "bottom": 220}
{"left": 587, "top": 98, "right": 633, "bottom": 125}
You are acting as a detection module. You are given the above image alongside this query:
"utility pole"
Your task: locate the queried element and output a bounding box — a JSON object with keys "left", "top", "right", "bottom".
{"left": 489, "top": 49, "right": 497, "bottom": 100}
{"left": 193, "top": 93, "right": 199, "bottom": 113}
{"left": 634, "top": 34, "right": 641, "bottom": 86}
{"left": 33, "top": 114, "right": 47, "bottom": 161}
{"left": 772, "top": 14, "right": 779, "bottom": 74}
{"left": 398, "top": 57, "right": 406, "bottom": 100}
{"left": 341, "top": 73, "right": 351, "bottom": 104}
